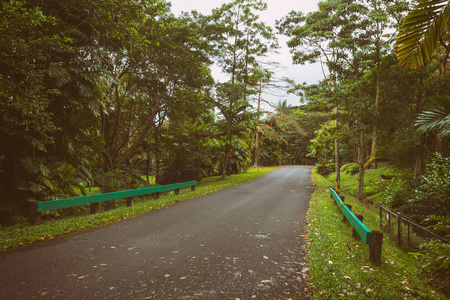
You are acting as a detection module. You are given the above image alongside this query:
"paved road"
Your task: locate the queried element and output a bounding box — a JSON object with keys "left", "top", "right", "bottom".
{"left": 0, "top": 166, "right": 313, "bottom": 299}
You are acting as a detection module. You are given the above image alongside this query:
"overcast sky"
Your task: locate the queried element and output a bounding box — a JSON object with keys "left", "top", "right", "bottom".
{"left": 168, "top": 0, "right": 324, "bottom": 108}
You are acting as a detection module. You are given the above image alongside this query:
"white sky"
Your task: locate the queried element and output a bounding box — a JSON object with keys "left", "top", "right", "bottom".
{"left": 168, "top": 0, "right": 324, "bottom": 109}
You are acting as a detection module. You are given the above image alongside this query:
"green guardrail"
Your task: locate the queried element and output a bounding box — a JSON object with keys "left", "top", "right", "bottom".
{"left": 35, "top": 180, "right": 197, "bottom": 212}
{"left": 329, "top": 188, "right": 372, "bottom": 245}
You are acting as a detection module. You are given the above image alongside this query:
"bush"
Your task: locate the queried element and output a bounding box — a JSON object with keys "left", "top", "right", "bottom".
{"left": 341, "top": 162, "right": 359, "bottom": 175}
{"left": 157, "top": 149, "right": 207, "bottom": 185}
{"left": 315, "top": 160, "right": 335, "bottom": 177}
{"left": 95, "top": 169, "right": 130, "bottom": 193}
{"left": 401, "top": 154, "right": 450, "bottom": 222}
{"left": 381, "top": 174, "right": 417, "bottom": 209}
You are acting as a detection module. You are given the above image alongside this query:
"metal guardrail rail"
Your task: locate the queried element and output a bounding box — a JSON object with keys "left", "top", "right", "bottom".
{"left": 30, "top": 180, "right": 197, "bottom": 224}
{"left": 329, "top": 188, "right": 372, "bottom": 244}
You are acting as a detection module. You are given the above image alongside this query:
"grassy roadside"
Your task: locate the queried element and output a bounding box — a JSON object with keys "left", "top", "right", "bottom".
{"left": 306, "top": 169, "right": 445, "bottom": 299}
{"left": 0, "top": 167, "right": 280, "bottom": 251}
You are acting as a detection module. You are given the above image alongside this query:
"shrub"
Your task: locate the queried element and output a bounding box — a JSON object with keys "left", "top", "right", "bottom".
{"left": 315, "top": 160, "right": 335, "bottom": 177}
{"left": 341, "top": 162, "right": 359, "bottom": 175}
{"left": 401, "top": 154, "right": 450, "bottom": 222}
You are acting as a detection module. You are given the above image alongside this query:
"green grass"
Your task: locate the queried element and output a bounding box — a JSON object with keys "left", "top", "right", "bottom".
{"left": 306, "top": 169, "right": 446, "bottom": 299}
{"left": 328, "top": 163, "right": 399, "bottom": 204}
{"left": 0, "top": 167, "right": 279, "bottom": 251}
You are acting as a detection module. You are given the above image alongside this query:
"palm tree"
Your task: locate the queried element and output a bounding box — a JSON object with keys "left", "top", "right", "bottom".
{"left": 396, "top": 1, "right": 450, "bottom": 142}
{"left": 396, "top": 0, "right": 450, "bottom": 70}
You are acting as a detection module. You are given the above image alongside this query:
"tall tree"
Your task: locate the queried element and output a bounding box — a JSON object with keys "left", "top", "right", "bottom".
{"left": 98, "top": 7, "right": 213, "bottom": 176}
{"left": 279, "top": 0, "right": 408, "bottom": 200}
{"left": 208, "top": 0, "right": 278, "bottom": 178}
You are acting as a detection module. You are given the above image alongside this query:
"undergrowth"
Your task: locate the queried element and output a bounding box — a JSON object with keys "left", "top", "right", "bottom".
{"left": 306, "top": 169, "right": 445, "bottom": 299}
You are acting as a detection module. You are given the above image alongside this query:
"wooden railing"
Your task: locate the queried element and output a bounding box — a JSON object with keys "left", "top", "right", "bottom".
{"left": 30, "top": 180, "right": 197, "bottom": 225}
{"left": 329, "top": 188, "right": 383, "bottom": 265}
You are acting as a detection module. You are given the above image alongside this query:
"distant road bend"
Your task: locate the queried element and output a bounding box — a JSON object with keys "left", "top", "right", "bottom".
{"left": 0, "top": 166, "right": 314, "bottom": 299}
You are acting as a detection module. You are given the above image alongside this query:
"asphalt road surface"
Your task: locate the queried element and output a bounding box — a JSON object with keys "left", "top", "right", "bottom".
{"left": 0, "top": 166, "right": 313, "bottom": 299}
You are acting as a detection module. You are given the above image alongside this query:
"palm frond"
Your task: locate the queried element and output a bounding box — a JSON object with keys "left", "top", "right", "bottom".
{"left": 415, "top": 96, "right": 450, "bottom": 136}
{"left": 396, "top": 0, "right": 450, "bottom": 69}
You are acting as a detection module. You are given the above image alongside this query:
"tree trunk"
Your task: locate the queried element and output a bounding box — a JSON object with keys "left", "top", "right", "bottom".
{"left": 334, "top": 107, "right": 340, "bottom": 191}
{"left": 254, "top": 81, "right": 262, "bottom": 168}
{"left": 368, "top": 38, "right": 381, "bottom": 170}
{"left": 358, "top": 106, "right": 365, "bottom": 201}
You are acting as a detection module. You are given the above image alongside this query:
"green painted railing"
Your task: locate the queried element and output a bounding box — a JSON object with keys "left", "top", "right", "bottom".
{"left": 329, "top": 188, "right": 372, "bottom": 245}
{"left": 36, "top": 180, "right": 197, "bottom": 212}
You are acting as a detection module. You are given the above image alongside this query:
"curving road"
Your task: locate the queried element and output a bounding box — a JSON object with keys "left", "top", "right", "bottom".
{"left": 0, "top": 166, "right": 313, "bottom": 299}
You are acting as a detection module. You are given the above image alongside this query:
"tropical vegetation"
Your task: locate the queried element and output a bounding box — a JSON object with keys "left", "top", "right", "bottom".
{"left": 1, "top": 0, "right": 450, "bottom": 296}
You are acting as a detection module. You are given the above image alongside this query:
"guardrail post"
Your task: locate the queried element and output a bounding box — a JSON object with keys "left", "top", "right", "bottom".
{"left": 344, "top": 204, "right": 352, "bottom": 223}
{"left": 155, "top": 192, "right": 160, "bottom": 199}
{"left": 175, "top": 188, "right": 180, "bottom": 195}
{"left": 369, "top": 230, "right": 383, "bottom": 265}
{"left": 191, "top": 185, "right": 195, "bottom": 191}
{"left": 29, "top": 200, "right": 41, "bottom": 225}
{"left": 90, "top": 203, "right": 99, "bottom": 214}
{"left": 353, "top": 214, "right": 363, "bottom": 239}
{"left": 127, "top": 197, "right": 134, "bottom": 207}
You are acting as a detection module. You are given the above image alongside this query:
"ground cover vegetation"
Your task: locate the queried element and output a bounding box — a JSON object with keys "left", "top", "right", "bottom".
{"left": 308, "top": 168, "right": 447, "bottom": 299}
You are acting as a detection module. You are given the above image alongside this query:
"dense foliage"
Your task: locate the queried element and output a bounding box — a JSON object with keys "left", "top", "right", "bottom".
{"left": 0, "top": 0, "right": 320, "bottom": 224}
{"left": 277, "top": 1, "right": 450, "bottom": 293}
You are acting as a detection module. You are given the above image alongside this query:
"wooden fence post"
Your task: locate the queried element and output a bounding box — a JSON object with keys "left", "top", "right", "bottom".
{"left": 191, "top": 185, "right": 195, "bottom": 191}
{"left": 353, "top": 214, "right": 363, "bottom": 239}
{"left": 175, "top": 188, "right": 180, "bottom": 195}
{"left": 369, "top": 230, "right": 383, "bottom": 265}
{"left": 387, "top": 210, "right": 391, "bottom": 231}
{"left": 90, "top": 203, "right": 99, "bottom": 214}
{"left": 379, "top": 205, "right": 383, "bottom": 230}
{"left": 126, "top": 197, "right": 134, "bottom": 207}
